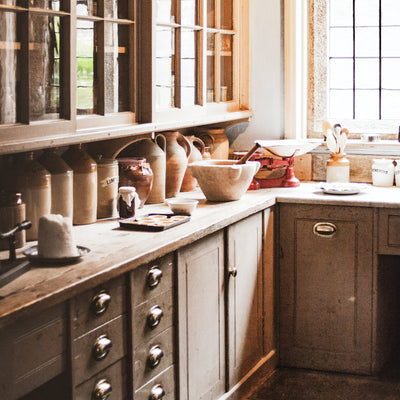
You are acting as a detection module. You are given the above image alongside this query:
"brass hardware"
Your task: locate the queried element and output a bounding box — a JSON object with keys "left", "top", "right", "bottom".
{"left": 147, "top": 305, "right": 164, "bottom": 329}
{"left": 229, "top": 267, "right": 238, "bottom": 277}
{"left": 313, "top": 222, "right": 337, "bottom": 238}
{"left": 148, "top": 345, "right": 164, "bottom": 368}
{"left": 91, "top": 291, "right": 111, "bottom": 315}
{"left": 149, "top": 384, "right": 165, "bottom": 400}
{"left": 92, "top": 379, "right": 112, "bottom": 400}
{"left": 93, "top": 334, "right": 112, "bottom": 361}
{"left": 147, "top": 266, "right": 163, "bottom": 289}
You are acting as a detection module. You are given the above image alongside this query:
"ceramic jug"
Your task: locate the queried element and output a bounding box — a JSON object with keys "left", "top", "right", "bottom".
{"left": 181, "top": 136, "right": 206, "bottom": 192}
{"left": 39, "top": 148, "right": 74, "bottom": 219}
{"left": 197, "top": 128, "right": 229, "bottom": 160}
{"left": 118, "top": 137, "right": 166, "bottom": 204}
{"left": 158, "top": 131, "right": 191, "bottom": 198}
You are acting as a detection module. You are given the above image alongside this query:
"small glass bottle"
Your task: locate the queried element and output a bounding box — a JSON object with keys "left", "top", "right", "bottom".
{"left": 326, "top": 153, "right": 350, "bottom": 183}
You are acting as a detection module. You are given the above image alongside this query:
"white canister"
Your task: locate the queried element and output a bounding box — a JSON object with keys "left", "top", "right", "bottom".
{"left": 395, "top": 160, "right": 400, "bottom": 186}
{"left": 372, "top": 158, "right": 394, "bottom": 187}
{"left": 326, "top": 154, "right": 350, "bottom": 183}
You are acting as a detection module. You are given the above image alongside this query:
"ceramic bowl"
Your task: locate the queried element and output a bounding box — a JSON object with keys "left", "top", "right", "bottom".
{"left": 187, "top": 160, "right": 261, "bottom": 201}
{"left": 165, "top": 198, "right": 199, "bottom": 215}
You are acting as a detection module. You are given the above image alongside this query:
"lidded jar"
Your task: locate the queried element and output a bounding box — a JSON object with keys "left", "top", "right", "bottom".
{"left": 372, "top": 158, "right": 394, "bottom": 187}
{"left": 117, "top": 157, "right": 153, "bottom": 208}
{"left": 16, "top": 152, "right": 51, "bottom": 241}
{"left": 62, "top": 144, "right": 97, "bottom": 225}
{"left": 39, "top": 148, "right": 73, "bottom": 219}
{"left": 117, "top": 186, "right": 139, "bottom": 218}
{"left": 326, "top": 153, "right": 350, "bottom": 183}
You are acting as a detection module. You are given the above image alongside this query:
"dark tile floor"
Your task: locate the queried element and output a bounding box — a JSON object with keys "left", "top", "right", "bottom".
{"left": 248, "top": 366, "right": 400, "bottom": 400}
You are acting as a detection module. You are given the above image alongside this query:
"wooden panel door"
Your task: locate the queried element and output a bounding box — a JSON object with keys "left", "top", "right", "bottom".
{"left": 279, "top": 204, "right": 374, "bottom": 374}
{"left": 226, "top": 211, "right": 264, "bottom": 388}
{"left": 177, "top": 231, "right": 225, "bottom": 400}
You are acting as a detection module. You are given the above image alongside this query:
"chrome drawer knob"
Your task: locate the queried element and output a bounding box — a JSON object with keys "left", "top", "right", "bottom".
{"left": 92, "top": 379, "right": 112, "bottom": 400}
{"left": 147, "top": 267, "right": 163, "bottom": 289}
{"left": 91, "top": 291, "right": 111, "bottom": 315}
{"left": 147, "top": 305, "right": 163, "bottom": 329}
{"left": 148, "top": 345, "right": 164, "bottom": 368}
{"left": 93, "top": 335, "right": 112, "bottom": 361}
{"left": 149, "top": 384, "right": 165, "bottom": 400}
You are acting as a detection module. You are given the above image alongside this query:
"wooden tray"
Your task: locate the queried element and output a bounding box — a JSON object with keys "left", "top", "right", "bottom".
{"left": 119, "top": 213, "right": 190, "bottom": 231}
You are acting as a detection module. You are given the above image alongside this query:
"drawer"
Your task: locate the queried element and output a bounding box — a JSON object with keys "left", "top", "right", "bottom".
{"left": 134, "top": 364, "right": 176, "bottom": 400}
{"left": 131, "top": 254, "right": 174, "bottom": 307}
{"left": 379, "top": 209, "right": 400, "bottom": 255}
{"left": 133, "top": 289, "right": 174, "bottom": 346}
{"left": 74, "top": 359, "right": 127, "bottom": 400}
{"left": 72, "top": 314, "right": 127, "bottom": 385}
{"left": 134, "top": 327, "right": 174, "bottom": 390}
{"left": 70, "top": 275, "right": 127, "bottom": 338}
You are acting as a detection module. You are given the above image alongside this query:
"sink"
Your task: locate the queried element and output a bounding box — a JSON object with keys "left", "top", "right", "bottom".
{"left": 257, "top": 139, "right": 322, "bottom": 158}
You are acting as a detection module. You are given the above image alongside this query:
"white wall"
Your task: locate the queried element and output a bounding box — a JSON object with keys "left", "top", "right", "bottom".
{"left": 229, "top": 0, "right": 284, "bottom": 151}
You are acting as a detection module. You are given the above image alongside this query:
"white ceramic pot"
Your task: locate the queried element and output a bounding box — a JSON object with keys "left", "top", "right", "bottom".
{"left": 372, "top": 158, "right": 394, "bottom": 187}
{"left": 395, "top": 160, "right": 400, "bottom": 186}
{"left": 187, "top": 160, "right": 260, "bottom": 201}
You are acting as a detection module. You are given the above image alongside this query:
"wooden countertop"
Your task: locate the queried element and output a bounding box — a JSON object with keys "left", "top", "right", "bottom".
{"left": 0, "top": 182, "right": 399, "bottom": 329}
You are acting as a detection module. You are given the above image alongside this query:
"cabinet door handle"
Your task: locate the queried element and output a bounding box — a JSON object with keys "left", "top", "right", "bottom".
{"left": 313, "top": 222, "right": 337, "bottom": 237}
{"left": 229, "top": 267, "right": 238, "bottom": 278}
{"left": 148, "top": 345, "right": 164, "bottom": 368}
{"left": 92, "top": 379, "right": 112, "bottom": 400}
{"left": 93, "top": 335, "right": 113, "bottom": 361}
{"left": 91, "top": 291, "right": 111, "bottom": 315}
{"left": 147, "top": 305, "right": 164, "bottom": 329}
{"left": 149, "top": 384, "right": 165, "bottom": 400}
{"left": 147, "top": 267, "right": 163, "bottom": 289}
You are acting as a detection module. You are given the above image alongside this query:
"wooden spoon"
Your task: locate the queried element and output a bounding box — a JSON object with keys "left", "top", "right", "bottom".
{"left": 236, "top": 142, "right": 262, "bottom": 164}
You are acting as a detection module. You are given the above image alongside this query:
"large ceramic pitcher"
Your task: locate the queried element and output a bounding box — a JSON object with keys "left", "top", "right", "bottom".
{"left": 158, "top": 131, "right": 191, "bottom": 198}
{"left": 198, "top": 128, "right": 229, "bottom": 160}
{"left": 119, "top": 137, "right": 166, "bottom": 204}
{"left": 181, "top": 136, "right": 205, "bottom": 192}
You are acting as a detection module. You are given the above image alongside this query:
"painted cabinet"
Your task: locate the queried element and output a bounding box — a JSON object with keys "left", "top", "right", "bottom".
{"left": 278, "top": 204, "right": 374, "bottom": 374}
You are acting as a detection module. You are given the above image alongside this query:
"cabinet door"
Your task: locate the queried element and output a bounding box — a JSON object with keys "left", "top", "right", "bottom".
{"left": 177, "top": 231, "right": 225, "bottom": 400}
{"left": 226, "top": 212, "right": 263, "bottom": 388}
{"left": 279, "top": 204, "right": 374, "bottom": 374}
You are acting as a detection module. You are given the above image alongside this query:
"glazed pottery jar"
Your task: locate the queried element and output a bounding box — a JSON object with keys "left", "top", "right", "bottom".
{"left": 39, "top": 148, "right": 73, "bottom": 219}
{"left": 181, "top": 136, "right": 206, "bottom": 192}
{"left": 62, "top": 144, "right": 98, "bottom": 225}
{"left": 159, "top": 131, "right": 191, "bottom": 198}
{"left": 17, "top": 152, "right": 51, "bottom": 240}
{"left": 118, "top": 137, "right": 166, "bottom": 204}
{"left": 118, "top": 157, "right": 153, "bottom": 208}
{"left": 326, "top": 153, "right": 350, "bottom": 183}
{"left": 197, "top": 128, "right": 229, "bottom": 160}
{"left": 372, "top": 158, "right": 394, "bottom": 187}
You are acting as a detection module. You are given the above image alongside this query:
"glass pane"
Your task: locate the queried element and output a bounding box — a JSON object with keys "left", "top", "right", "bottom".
{"left": 30, "top": 15, "right": 62, "bottom": 121}
{"left": 330, "top": 27, "right": 353, "bottom": 58}
{"left": 221, "top": 0, "right": 232, "bottom": 30}
{"left": 220, "top": 34, "right": 232, "bottom": 101}
{"left": 77, "top": 19, "right": 94, "bottom": 114}
{"left": 182, "top": 0, "right": 196, "bottom": 26}
{"left": 181, "top": 29, "right": 196, "bottom": 107}
{"left": 104, "top": 0, "right": 129, "bottom": 19}
{"left": 77, "top": 0, "right": 97, "bottom": 17}
{"left": 382, "top": 58, "right": 400, "bottom": 89}
{"left": 329, "top": 90, "right": 353, "bottom": 119}
{"left": 30, "top": 0, "right": 61, "bottom": 11}
{"left": 355, "top": 27, "right": 379, "bottom": 57}
{"left": 382, "top": 0, "right": 400, "bottom": 26}
{"left": 354, "top": 0, "right": 379, "bottom": 26}
{"left": 329, "top": 58, "right": 353, "bottom": 89}
{"left": 156, "top": 0, "right": 174, "bottom": 24}
{"left": 156, "top": 26, "right": 175, "bottom": 109}
{"left": 330, "top": 0, "right": 353, "bottom": 27}
{"left": 381, "top": 90, "right": 400, "bottom": 119}
{"left": 355, "top": 90, "right": 379, "bottom": 119}
{"left": 382, "top": 27, "right": 400, "bottom": 57}
{"left": 355, "top": 58, "right": 379, "bottom": 89}
{"left": 207, "top": 33, "right": 215, "bottom": 102}
{"left": 0, "top": 0, "right": 24, "bottom": 5}
{"left": 0, "top": 11, "right": 19, "bottom": 124}
{"left": 104, "top": 23, "right": 130, "bottom": 113}
{"left": 207, "top": 0, "right": 215, "bottom": 28}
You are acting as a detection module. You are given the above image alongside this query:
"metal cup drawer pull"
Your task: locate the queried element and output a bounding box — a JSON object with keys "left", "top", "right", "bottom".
{"left": 93, "top": 334, "right": 113, "bottom": 361}
{"left": 92, "top": 378, "right": 112, "bottom": 400}
{"left": 147, "top": 267, "right": 163, "bottom": 289}
{"left": 91, "top": 291, "right": 111, "bottom": 315}
{"left": 147, "top": 305, "right": 164, "bottom": 329}
{"left": 313, "top": 222, "right": 337, "bottom": 238}
{"left": 147, "top": 345, "right": 164, "bottom": 368}
{"left": 149, "top": 384, "right": 165, "bottom": 400}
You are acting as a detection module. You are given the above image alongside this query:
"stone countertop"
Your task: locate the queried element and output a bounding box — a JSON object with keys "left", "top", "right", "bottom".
{"left": 0, "top": 182, "right": 399, "bottom": 328}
